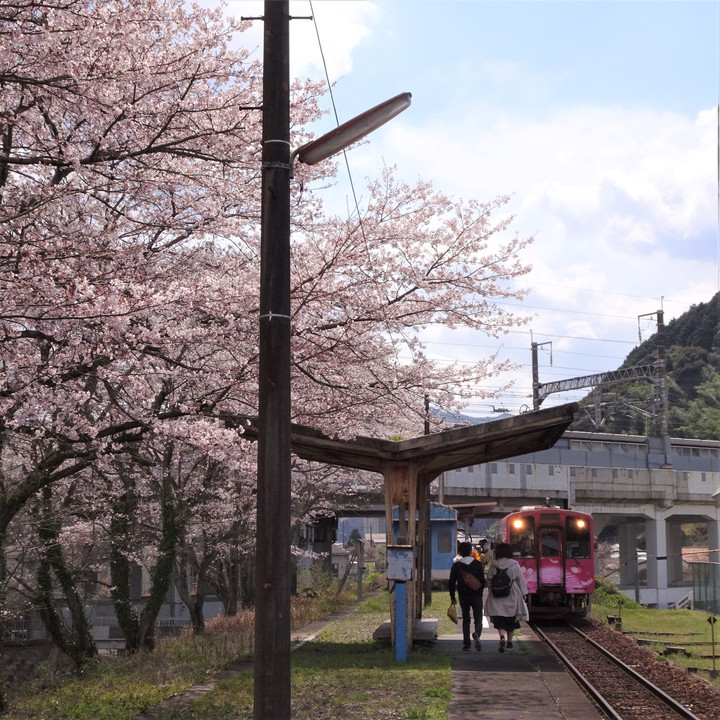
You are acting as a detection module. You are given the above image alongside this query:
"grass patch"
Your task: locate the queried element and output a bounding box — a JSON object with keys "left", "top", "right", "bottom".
{"left": 170, "top": 589, "right": 451, "bottom": 720}
{"left": 4, "top": 583, "right": 451, "bottom": 720}
{"left": 4, "top": 582, "right": 372, "bottom": 720}
{"left": 591, "top": 583, "right": 720, "bottom": 687}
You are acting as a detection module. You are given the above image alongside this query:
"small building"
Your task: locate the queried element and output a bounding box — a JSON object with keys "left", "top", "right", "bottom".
{"left": 393, "top": 502, "right": 457, "bottom": 582}
{"left": 330, "top": 542, "right": 352, "bottom": 579}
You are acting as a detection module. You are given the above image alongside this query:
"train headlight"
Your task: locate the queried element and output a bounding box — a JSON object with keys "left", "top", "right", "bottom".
{"left": 512, "top": 519, "right": 525, "bottom": 530}
{"left": 576, "top": 519, "right": 586, "bottom": 529}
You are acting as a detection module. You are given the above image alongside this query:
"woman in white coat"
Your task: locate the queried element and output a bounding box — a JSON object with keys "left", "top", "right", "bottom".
{"left": 484, "top": 542, "right": 529, "bottom": 652}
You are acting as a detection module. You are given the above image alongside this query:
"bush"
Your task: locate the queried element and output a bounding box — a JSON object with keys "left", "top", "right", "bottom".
{"left": 593, "top": 576, "right": 642, "bottom": 610}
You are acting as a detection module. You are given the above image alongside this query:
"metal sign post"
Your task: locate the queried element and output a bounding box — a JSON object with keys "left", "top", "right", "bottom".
{"left": 709, "top": 615, "right": 717, "bottom": 673}
{"left": 387, "top": 545, "right": 413, "bottom": 662}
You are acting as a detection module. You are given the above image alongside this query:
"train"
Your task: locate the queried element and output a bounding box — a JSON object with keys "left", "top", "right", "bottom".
{"left": 497, "top": 506, "right": 595, "bottom": 618}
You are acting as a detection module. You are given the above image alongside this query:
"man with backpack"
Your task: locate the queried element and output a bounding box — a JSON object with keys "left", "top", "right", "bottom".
{"left": 483, "top": 542, "right": 529, "bottom": 652}
{"left": 448, "top": 542, "right": 485, "bottom": 651}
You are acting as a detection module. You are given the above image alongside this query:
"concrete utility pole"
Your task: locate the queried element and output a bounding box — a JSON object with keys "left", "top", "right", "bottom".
{"left": 255, "top": 2, "right": 292, "bottom": 718}
{"left": 254, "top": 8, "right": 410, "bottom": 713}
{"left": 423, "top": 394, "right": 432, "bottom": 608}
{"left": 654, "top": 309, "right": 671, "bottom": 466}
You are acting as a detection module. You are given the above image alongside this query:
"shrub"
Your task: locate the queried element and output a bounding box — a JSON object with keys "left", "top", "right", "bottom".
{"left": 593, "top": 576, "right": 642, "bottom": 610}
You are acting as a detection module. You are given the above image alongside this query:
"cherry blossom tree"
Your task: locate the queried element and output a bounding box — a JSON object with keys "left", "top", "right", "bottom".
{"left": 0, "top": 0, "right": 268, "bottom": 704}
{"left": 172, "top": 451, "right": 257, "bottom": 629}
{"left": 287, "top": 166, "right": 531, "bottom": 437}
{"left": 0, "top": 0, "right": 535, "bottom": 706}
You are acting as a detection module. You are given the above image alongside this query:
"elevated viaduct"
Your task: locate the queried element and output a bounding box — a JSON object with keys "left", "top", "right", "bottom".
{"left": 441, "top": 430, "right": 720, "bottom": 608}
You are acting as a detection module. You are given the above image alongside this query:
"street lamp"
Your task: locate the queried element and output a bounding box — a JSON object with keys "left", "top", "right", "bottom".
{"left": 292, "top": 92, "right": 412, "bottom": 167}
{"left": 256, "top": 4, "right": 411, "bottom": 719}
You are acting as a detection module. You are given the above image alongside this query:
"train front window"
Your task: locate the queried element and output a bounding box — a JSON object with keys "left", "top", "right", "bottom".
{"left": 565, "top": 516, "right": 591, "bottom": 558}
{"left": 540, "top": 528, "right": 561, "bottom": 557}
{"left": 509, "top": 516, "right": 535, "bottom": 557}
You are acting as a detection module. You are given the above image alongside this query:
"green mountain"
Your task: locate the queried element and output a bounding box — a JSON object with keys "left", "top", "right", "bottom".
{"left": 570, "top": 292, "right": 720, "bottom": 439}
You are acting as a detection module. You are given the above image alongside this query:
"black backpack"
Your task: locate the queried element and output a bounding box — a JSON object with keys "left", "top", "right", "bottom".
{"left": 490, "top": 566, "right": 512, "bottom": 597}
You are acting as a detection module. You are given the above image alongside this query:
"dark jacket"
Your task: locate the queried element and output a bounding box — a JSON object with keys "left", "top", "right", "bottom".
{"left": 448, "top": 557, "right": 485, "bottom": 603}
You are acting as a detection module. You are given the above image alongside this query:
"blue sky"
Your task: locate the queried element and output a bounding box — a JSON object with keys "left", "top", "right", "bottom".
{"left": 214, "top": 0, "right": 719, "bottom": 418}
{"left": 323, "top": 2, "right": 717, "bottom": 117}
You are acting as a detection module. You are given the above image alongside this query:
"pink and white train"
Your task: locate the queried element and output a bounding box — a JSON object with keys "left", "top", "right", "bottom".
{"left": 498, "top": 506, "right": 595, "bottom": 618}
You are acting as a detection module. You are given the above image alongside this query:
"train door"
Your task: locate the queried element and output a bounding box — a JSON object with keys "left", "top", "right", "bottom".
{"left": 538, "top": 526, "right": 564, "bottom": 586}
{"left": 507, "top": 515, "right": 536, "bottom": 592}
{"left": 565, "top": 514, "right": 594, "bottom": 593}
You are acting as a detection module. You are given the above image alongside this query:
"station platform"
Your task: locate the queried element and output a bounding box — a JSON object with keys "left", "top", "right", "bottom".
{"left": 438, "top": 617, "right": 606, "bottom": 720}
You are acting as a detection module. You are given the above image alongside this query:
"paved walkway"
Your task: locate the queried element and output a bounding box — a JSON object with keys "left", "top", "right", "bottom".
{"left": 439, "top": 616, "right": 605, "bottom": 720}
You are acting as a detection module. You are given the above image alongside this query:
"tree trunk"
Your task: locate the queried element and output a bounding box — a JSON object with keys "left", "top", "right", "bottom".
{"left": 239, "top": 552, "right": 255, "bottom": 608}
{"left": 109, "top": 486, "right": 142, "bottom": 654}
{"left": 174, "top": 555, "right": 205, "bottom": 634}
{"left": 0, "top": 529, "right": 9, "bottom": 712}
{"left": 137, "top": 465, "right": 179, "bottom": 651}
{"left": 0, "top": 442, "right": 94, "bottom": 712}
{"left": 35, "top": 487, "right": 97, "bottom": 671}
{"left": 211, "top": 547, "right": 246, "bottom": 615}
{"left": 110, "top": 460, "right": 180, "bottom": 653}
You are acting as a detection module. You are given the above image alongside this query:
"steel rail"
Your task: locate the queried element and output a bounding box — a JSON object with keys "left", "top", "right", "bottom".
{"left": 531, "top": 623, "right": 624, "bottom": 720}
{"left": 532, "top": 622, "right": 704, "bottom": 720}
{"left": 568, "top": 622, "right": 703, "bottom": 720}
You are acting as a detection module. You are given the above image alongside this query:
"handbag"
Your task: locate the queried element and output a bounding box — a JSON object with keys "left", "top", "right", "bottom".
{"left": 520, "top": 597, "right": 530, "bottom": 622}
{"left": 461, "top": 568, "right": 482, "bottom": 591}
{"left": 447, "top": 603, "right": 458, "bottom": 624}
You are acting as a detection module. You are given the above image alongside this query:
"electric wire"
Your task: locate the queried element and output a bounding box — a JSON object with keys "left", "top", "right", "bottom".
{"left": 303, "top": 3, "right": 716, "bottom": 418}
{"left": 308, "top": 1, "right": 369, "bottom": 244}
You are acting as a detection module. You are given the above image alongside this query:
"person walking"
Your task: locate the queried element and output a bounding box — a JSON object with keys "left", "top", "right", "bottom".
{"left": 484, "top": 542, "right": 529, "bottom": 653}
{"left": 448, "top": 541, "right": 485, "bottom": 651}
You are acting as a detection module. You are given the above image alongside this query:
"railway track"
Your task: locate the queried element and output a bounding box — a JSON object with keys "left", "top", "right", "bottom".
{"left": 531, "top": 621, "right": 705, "bottom": 720}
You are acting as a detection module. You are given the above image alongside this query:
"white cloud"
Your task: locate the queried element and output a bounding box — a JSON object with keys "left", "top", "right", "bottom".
{"left": 203, "top": 0, "right": 718, "bottom": 415}
{"left": 351, "top": 101, "right": 716, "bottom": 298}
{"left": 290, "top": 2, "right": 382, "bottom": 81}
{"left": 341, "top": 100, "right": 717, "bottom": 412}
{"left": 222, "top": 1, "right": 381, "bottom": 81}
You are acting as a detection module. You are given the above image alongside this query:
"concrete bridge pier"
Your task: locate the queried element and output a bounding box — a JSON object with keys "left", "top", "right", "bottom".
{"left": 709, "top": 519, "right": 719, "bottom": 564}
{"left": 618, "top": 521, "right": 642, "bottom": 590}
{"left": 667, "top": 522, "right": 684, "bottom": 586}
{"left": 645, "top": 518, "right": 669, "bottom": 595}
{"left": 609, "top": 508, "right": 720, "bottom": 608}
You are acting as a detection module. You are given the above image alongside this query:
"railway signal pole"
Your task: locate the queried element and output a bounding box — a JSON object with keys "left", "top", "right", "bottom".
{"left": 531, "top": 309, "right": 670, "bottom": 465}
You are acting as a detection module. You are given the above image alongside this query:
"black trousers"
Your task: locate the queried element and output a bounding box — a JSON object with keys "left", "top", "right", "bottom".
{"left": 459, "top": 594, "right": 483, "bottom": 645}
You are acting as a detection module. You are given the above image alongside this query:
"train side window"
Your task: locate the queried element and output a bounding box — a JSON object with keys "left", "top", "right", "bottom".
{"left": 565, "top": 517, "right": 591, "bottom": 559}
{"left": 541, "top": 529, "right": 560, "bottom": 557}
{"left": 509, "top": 516, "right": 535, "bottom": 557}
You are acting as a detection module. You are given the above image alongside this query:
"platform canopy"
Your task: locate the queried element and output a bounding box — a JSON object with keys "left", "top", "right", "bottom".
{"left": 238, "top": 403, "right": 578, "bottom": 652}
{"left": 241, "top": 403, "right": 577, "bottom": 482}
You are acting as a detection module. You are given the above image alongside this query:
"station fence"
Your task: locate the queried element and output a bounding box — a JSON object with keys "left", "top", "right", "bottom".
{"left": 691, "top": 561, "right": 720, "bottom": 615}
